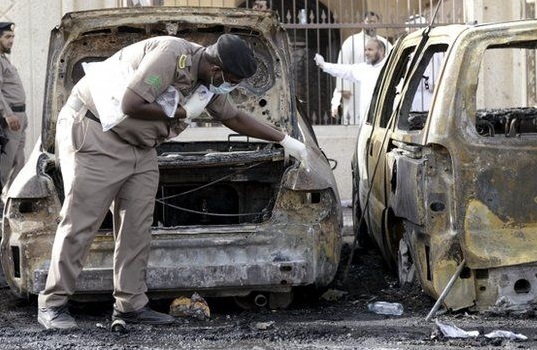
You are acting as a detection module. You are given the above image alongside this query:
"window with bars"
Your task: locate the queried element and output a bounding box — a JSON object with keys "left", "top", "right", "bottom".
{"left": 130, "top": 0, "right": 470, "bottom": 125}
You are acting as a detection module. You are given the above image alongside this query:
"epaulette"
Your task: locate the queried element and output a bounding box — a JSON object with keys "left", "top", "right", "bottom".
{"left": 176, "top": 54, "right": 192, "bottom": 71}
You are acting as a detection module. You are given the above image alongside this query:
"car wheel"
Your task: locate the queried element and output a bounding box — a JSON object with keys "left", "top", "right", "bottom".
{"left": 382, "top": 210, "right": 401, "bottom": 271}
{"left": 398, "top": 237, "right": 416, "bottom": 286}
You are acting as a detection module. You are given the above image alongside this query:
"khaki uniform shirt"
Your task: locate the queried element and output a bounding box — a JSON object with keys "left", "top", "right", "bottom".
{"left": 74, "top": 36, "right": 241, "bottom": 148}
{"left": 0, "top": 52, "right": 26, "bottom": 117}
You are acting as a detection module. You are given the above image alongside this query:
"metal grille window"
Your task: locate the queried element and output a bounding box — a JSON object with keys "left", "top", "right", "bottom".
{"left": 156, "top": 0, "right": 469, "bottom": 124}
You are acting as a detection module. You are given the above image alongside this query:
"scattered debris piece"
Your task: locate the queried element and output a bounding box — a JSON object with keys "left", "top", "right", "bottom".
{"left": 367, "top": 301, "right": 404, "bottom": 316}
{"left": 253, "top": 321, "right": 275, "bottom": 330}
{"left": 484, "top": 330, "right": 528, "bottom": 341}
{"left": 95, "top": 322, "right": 106, "bottom": 329}
{"left": 435, "top": 320, "right": 479, "bottom": 338}
{"left": 320, "top": 289, "right": 348, "bottom": 301}
{"left": 434, "top": 307, "right": 447, "bottom": 317}
{"left": 486, "top": 296, "right": 531, "bottom": 315}
{"left": 111, "top": 319, "right": 128, "bottom": 334}
{"left": 170, "top": 292, "right": 210, "bottom": 320}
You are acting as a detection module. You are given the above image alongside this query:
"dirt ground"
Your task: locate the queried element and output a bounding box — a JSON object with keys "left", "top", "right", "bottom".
{"left": 1, "top": 240, "right": 536, "bottom": 349}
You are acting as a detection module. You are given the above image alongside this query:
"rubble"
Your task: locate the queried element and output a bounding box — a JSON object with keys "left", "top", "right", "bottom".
{"left": 169, "top": 292, "right": 211, "bottom": 320}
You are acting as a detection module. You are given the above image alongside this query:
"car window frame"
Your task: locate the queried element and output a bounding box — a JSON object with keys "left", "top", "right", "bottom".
{"left": 395, "top": 43, "right": 448, "bottom": 134}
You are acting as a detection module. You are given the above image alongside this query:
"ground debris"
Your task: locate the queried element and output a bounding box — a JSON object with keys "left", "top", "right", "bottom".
{"left": 2, "top": 247, "right": 537, "bottom": 348}
{"left": 485, "top": 296, "right": 537, "bottom": 316}
{"left": 434, "top": 319, "right": 479, "bottom": 338}
{"left": 484, "top": 330, "right": 528, "bottom": 341}
{"left": 252, "top": 321, "right": 275, "bottom": 330}
{"left": 320, "top": 289, "right": 348, "bottom": 301}
{"left": 169, "top": 292, "right": 210, "bottom": 320}
{"left": 367, "top": 301, "right": 404, "bottom": 316}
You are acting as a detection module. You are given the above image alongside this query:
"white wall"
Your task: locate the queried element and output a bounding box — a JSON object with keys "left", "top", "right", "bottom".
{"left": 0, "top": 0, "right": 120, "bottom": 156}
{"left": 313, "top": 125, "right": 358, "bottom": 203}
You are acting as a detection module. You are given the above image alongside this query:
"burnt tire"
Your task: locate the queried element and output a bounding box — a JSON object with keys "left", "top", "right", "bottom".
{"left": 382, "top": 211, "right": 404, "bottom": 272}
{"left": 397, "top": 237, "right": 417, "bottom": 287}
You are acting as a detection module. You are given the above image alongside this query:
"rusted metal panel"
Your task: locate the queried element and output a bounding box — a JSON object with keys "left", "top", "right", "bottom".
{"left": 354, "top": 18, "right": 537, "bottom": 312}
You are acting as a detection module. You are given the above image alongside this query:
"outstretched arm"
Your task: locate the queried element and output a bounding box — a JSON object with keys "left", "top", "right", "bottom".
{"left": 222, "top": 111, "right": 307, "bottom": 162}
{"left": 315, "top": 53, "right": 363, "bottom": 84}
{"left": 221, "top": 111, "right": 284, "bottom": 142}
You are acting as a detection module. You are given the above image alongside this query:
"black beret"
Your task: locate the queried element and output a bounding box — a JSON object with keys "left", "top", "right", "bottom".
{"left": 216, "top": 34, "right": 257, "bottom": 79}
{"left": 0, "top": 22, "right": 14, "bottom": 31}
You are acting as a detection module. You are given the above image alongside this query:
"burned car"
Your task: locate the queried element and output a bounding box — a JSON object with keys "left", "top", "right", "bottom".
{"left": 0, "top": 7, "right": 342, "bottom": 309}
{"left": 353, "top": 20, "right": 537, "bottom": 312}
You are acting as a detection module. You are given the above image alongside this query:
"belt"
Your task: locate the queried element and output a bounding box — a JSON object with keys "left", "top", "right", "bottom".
{"left": 85, "top": 110, "right": 101, "bottom": 124}
{"left": 10, "top": 104, "right": 25, "bottom": 113}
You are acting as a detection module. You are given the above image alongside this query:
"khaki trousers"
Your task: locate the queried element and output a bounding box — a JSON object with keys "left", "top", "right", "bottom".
{"left": 0, "top": 111, "right": 27, "bottom": 190}
{"left": 38, "top": 98, "right": 158, "bottom": 312}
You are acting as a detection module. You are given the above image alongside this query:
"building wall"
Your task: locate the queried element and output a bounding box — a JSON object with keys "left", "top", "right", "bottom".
{"left": 469, "top": 0, "right": 526, "bottom": 109}
{"left": 0, "top": 0, "right": 529, "bottom": 202}
{"left": 0, "top": 0, "right": 120, "bottom": 156}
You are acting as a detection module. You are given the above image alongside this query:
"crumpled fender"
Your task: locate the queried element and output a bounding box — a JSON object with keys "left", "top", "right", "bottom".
{"left": 283, "top": 143, "right": 337, "bottom": 192}
{"left": 7, "top": 140, "right": 52, "bottom": 199}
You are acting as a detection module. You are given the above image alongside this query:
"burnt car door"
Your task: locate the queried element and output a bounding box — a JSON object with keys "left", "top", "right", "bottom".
{"left": 358, "top": 39, "right": 420, "bottom": 267}
{"left": 385, "top": 36, "right": 460, "bottom": 301}
{"left": 426, "top": 22, "right": 537, "bottom": 311}
{"left": 388, "top": 22, "right": 537, "bottom": 311}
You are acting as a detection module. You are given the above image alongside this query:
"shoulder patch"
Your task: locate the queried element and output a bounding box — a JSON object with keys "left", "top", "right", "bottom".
{"left": 145, "top": 75, "right": 162, "bottom": 90}
{"left": 178, "top": 54, "right": 188, "bottom": 69}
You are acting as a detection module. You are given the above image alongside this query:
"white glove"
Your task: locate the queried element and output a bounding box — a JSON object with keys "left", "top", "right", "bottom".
{"left": 331, "top": 105, "right": 339, "bottom": 118}
{"left": 314, "top": 53, "right": 325, "bottom": 69}
{"left": 181, "top": 85, "right": 214, "bottom": 120}
{"left": 279, "top": 135, "right": 308, "bottom": 163}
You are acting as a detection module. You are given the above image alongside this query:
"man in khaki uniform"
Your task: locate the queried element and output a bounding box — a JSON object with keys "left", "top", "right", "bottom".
{"left": 0, "top": 22, "right": 27, "bottom": 192}
{"left": 37, "top": 34, "right": 307, "bottom": 330}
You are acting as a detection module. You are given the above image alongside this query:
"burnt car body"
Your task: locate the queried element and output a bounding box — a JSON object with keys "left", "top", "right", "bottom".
{"left": 353, "top": 20, "right": 537, "bottom": 312}
{"left": 0, "top": 7, "right": 342, "bottom": 308}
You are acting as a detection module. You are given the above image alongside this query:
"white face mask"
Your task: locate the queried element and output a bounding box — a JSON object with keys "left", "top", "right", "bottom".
{"left": 209, "top": 71, "right": 238, "bottom": 94}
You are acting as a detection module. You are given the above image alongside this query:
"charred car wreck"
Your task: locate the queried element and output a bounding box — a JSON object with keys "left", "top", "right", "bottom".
{"left": 353, "top": 20, "right": 537, "bottom": 312}
{"left": 0, "top": 7, "right": 342, "bottom": 309}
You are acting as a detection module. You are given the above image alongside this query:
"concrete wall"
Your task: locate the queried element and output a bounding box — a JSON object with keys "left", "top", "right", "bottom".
{"left": 0, "top": 0, "right": 121, "bottom": 156}
{"left": 312, "top": 125, "right": 358, "bottom": 204}
{"left": 467, "top": 0, "right": 526, "bottom": 109}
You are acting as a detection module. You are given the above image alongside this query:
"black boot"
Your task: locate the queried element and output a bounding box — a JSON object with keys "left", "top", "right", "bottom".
{"left": 112, "top": 305, "right": 175, "bottom": 325}
{"left": 38, "top": 304, "right": 78, "bottom": 330}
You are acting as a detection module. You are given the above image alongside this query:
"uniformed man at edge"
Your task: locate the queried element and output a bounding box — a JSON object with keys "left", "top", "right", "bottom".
{"left": 37, "top": 34, "right": 307, "bottom": 330}
{"left": 0, "top": 22, "right": 27, "bottom": 194}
